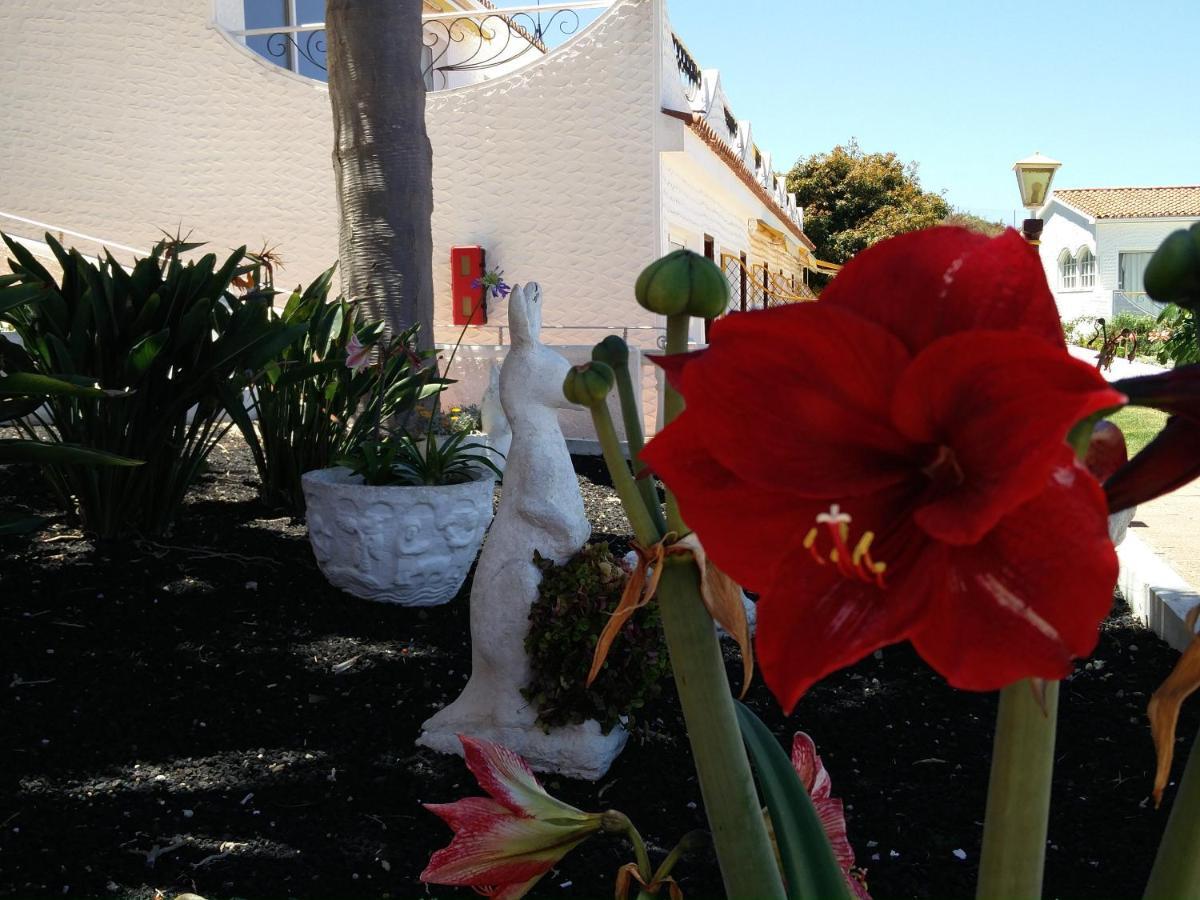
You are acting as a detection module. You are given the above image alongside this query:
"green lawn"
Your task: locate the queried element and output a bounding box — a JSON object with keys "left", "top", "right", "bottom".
{"left": 1109, "top": 406, "right": 1169, "bottom": 457}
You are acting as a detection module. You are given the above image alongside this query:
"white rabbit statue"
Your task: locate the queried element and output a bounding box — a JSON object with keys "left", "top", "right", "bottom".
{"left": 479, "top": 362, "right": 511, "bottom": 474}
{"left": 418, "top": 283, "right": 628, "bottom": 779}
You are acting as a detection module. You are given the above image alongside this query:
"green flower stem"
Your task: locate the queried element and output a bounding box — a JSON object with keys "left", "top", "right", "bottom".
{"left": 588, "top": 400, "right": 662, "bottom": 545}
{"left": 652, "top": 830, "right": 706, "bottom": 885}
{"left": 1144, "top": 723, "right": 1200, "bottom": 899}
{"left": 976, "top": 679, "right": 1059, "bottom": 900}
{"left": 626, "top": 822, "right": 654, "bottom": 886}
{"left": 611, "top": 355, "right": 667, "bottom": 533}
{"left": 588, "top": 348, "right": 783, "bottom": 898}
{"left": 652, "top": 310, "right": 782, "bottom": 897}
{"left": 663, "top": 313, "right": 691, "bottom": 531}
{"left": 656, "top": 558, "right": 786, "bottom": 899}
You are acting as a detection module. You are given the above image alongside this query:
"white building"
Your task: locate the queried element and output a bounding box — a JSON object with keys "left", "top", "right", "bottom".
{"left": 0, "top": 0, "right": 824, "bottom": 437}
{"left": 1039, "top": 186, "right": 1200, "bottom": 322}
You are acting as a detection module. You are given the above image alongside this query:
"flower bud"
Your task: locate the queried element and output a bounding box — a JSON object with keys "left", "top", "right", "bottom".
{"left": 634, "top": 249, "right": 729, "bottom": 319}
{"left": 1144, "top": 223, "right": 1200, "bottom": 308}
{"left": 591, "top": 335, "right": 629, "bottom": 370}
{"left": 562, "top": 362, "right": 615, "bottom": 407}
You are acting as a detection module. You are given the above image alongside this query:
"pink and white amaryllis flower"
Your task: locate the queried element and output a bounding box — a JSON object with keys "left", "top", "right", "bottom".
{"left": 421, "top": 735, "right": 604, "bottom": 900}
{"left": 345, "top": 334, "right": 371, "bottom": 373}
{"left": 791, "top": 732, "right": 871, "bottom": 900}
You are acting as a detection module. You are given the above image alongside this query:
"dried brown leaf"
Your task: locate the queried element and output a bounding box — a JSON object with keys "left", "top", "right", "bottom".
{"left": 1148, "top": 606, "right": 1200, "bottom": 807}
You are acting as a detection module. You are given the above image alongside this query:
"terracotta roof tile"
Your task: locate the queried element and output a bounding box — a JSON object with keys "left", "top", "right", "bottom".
{"left": 1052, "top": 186, "right": 1200, "bottom": 219}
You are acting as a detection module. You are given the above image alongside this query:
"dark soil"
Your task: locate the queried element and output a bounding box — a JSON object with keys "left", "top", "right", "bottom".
{"left": 1, "top": 433, "right": 1196, "bottom": 900}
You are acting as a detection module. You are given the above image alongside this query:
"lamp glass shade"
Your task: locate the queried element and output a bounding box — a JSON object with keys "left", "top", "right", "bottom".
{"left": 1013, "top": 153, "right": 1062, "bottom": 211}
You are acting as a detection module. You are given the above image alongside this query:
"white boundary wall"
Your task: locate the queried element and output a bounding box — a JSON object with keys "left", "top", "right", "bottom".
{"left": 0, "top": 0, "right": 662, "bottom": 348}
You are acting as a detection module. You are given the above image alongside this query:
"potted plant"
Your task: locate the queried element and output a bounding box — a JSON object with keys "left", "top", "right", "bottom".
{"left": 302, "top": 270, "right": 510, "bottom": 606}
{"left": 302, "top": 430, "right": 500, "bottom": 605}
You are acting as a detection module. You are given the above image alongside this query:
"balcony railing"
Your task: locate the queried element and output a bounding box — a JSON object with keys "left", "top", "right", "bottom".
{"left": 1113, "top": 290, "right": 1159, "bottom": 317}
{"left": 224, "top": 1, "right": 611, "bottom": 89}
{"left": 671, "top": 32, "right": 702, "bottom": 101}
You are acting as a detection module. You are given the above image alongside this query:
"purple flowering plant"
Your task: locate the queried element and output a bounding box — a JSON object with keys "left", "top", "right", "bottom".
{"left": 472, "top": 268, "right": 512, "bottom": 301}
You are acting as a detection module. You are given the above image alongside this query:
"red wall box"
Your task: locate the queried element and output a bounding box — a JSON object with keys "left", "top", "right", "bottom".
{"left": 451, "top": 246, "right": 487, "bottom": 326}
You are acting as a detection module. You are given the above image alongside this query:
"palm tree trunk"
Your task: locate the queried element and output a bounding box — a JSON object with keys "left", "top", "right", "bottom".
{"left": 326, "top": 0, "right": 434, "bottom": 348}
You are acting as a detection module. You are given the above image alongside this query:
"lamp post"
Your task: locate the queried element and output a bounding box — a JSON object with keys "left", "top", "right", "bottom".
{"left": 1012, "top": 152, "right": 1062, "bottom": 244}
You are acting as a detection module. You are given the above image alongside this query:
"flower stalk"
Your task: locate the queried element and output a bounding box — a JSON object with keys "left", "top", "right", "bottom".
{"left": 593, "top": 336, "right": 665, "bottom": 532}
{"left": 1144, "top": 723, "right": 1200, "bottom": 899}
{"left": 976, "top": 679, "right": 1059, "bottom": 900}
{"left": 663, "top": 313, "right": 691, "bottom": 531}
{"left": 572, "top": 321, "right": 784, "bottom": 897}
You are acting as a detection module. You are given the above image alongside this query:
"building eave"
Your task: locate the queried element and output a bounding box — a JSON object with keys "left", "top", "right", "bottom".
{"left": 664, "top": 107, "right": 815, "bottom": 252}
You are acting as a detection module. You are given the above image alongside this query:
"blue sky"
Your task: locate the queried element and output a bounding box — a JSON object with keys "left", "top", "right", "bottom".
{"left": 663, "top": 0, "right": 1199, "bottom": 225}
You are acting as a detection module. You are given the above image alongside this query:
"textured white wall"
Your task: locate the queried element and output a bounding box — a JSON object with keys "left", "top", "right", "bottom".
{"left": 0, "top": 0, "right": 661, "bottom": 347}
{"left": 426, "top": 0, "right": 662, "bottom": 348}
{"left": 0, "top": 1, "right": 337, "bottom": 277}
{"left": 1040, "top": 201, "right": 1103, "bottom": 321}
{"left": 1096, "top": 218, "right": 1198, "bottom": 302}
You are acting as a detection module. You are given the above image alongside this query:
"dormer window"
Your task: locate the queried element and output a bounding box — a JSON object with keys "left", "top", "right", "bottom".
{"left": 1059, "top": 250, "right": 1077, "bottom": 289}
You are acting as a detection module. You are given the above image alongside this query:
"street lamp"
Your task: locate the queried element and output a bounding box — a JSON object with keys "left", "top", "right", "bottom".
{"left": 1012, "top": 152, "right": 1062, "bottom": 244}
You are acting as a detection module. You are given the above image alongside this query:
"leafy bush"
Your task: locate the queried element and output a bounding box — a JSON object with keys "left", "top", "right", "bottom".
{"left": 335, "top": 431, "right": 499, "bottom": 486}
{"left": 233, "top": 268, "right": 441, "bottom": 512}
{"left": 522, "top": 543, "right": 670, "bottom": 734}
{"left": 0, "top": 232, "right": 297, "bottom": 538}
{"left": 0, "top": 344, "right": 142, "bottom": 534}
{"left": 1063, "top": 312, "right": 1175, "bottom": 368}
{"left": 1154, "top": 304, "right": 1199, "bottom": 367}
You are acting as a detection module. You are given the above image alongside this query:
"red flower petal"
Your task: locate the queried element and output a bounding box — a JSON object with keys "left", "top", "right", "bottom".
{"left": 420, "top": 813, "right": 585, "bottom": 890}
{"left": 791, "top": 732, "right": 833, "bottom": 800}
{"left": 821, "top": 227, "right": 1064, "bottom": 354}
{"left": 891, "top": 331, "right": 1126, "bottom": 544}
{"left": 815, "top": 797, "right": 856, "bottom": 872}
{"left": 910, "top": 452, "right": 1117, "bottom": 690}
{"left": 641, "top": 426, "right": 832, "bottom": 591}
{"left": 425, "top": 797, "right": 513, "bottom": 832}
{"left": 459, "top": 735, "right": 589, "bottom": 822}
{"left": 756, "top": 501, "right": 937, "bottom": 713}
{"left": 645, "top": 303, "right": 915, "bottom": 498}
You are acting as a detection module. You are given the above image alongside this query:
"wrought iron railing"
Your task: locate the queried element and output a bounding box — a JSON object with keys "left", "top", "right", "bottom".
{"left": 224, "top": 2, "right": 610, "bottom": 89}
{"left": 721, "top": 254, "right": 815, "bottom": 314}
{"left": 672, "top": 32, "right": 702, "bottom": 100}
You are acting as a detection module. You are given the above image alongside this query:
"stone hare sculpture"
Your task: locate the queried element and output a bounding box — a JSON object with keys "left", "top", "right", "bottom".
{"left": 480, "top": 362, "right": 511, "bottom": 473}
{"left": 418, "top": 283, "right": 628, "bottom": 779}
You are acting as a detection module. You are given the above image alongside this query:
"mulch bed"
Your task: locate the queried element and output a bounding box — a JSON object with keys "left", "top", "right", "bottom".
{"left": 1, "top": 432, "right": 1196, "bottom": 900}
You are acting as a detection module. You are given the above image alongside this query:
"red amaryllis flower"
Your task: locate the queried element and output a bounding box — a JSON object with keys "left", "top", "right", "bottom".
{"left": 420, "top": 735, "right": 603, "bottom": 899}
{"left": 642, "top": 227, "right": 1125, "bottom": 712}
{"left": 790, "top": 733, "right": 870, "bottom": 899}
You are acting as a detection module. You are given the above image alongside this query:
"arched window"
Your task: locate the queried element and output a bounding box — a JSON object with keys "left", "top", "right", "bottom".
{"left": 1078, "top": 247, "right": 1095, "bottom": 288}
{"left": 1059, "top": 250, "right": 1077, "bottom": 289}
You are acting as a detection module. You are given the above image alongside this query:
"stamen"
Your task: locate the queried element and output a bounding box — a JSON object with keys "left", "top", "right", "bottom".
{"left": 806, "top": 504, "right": 888, "bottom": 588}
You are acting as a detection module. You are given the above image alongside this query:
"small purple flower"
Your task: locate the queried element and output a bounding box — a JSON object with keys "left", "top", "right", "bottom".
{"left": 472, "top": 268, "right": 512, "bottom": 301}
{"left": 345, "top": 334, "right": 371, "bottom": 373}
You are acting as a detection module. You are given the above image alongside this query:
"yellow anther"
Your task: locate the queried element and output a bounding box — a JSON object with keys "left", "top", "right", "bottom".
{"left": 851, "top": 531, "right": 876, "bottom": 566}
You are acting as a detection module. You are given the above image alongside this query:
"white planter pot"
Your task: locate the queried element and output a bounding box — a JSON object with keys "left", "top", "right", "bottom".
{"left": 302, "top": 467, "right": 496, "bottom": 606}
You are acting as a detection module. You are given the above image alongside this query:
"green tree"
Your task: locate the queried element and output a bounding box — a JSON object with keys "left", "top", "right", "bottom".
{"left": 785, "top": 138, "right": 950, "bottom": 264}
{"left": 942, "top": 208, "right": 1006, "bottom": 237}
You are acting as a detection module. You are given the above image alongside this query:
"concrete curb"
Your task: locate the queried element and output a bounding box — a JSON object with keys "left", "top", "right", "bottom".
{"left": 1118, "top": 532, "right": 1200, "bottom": 652}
